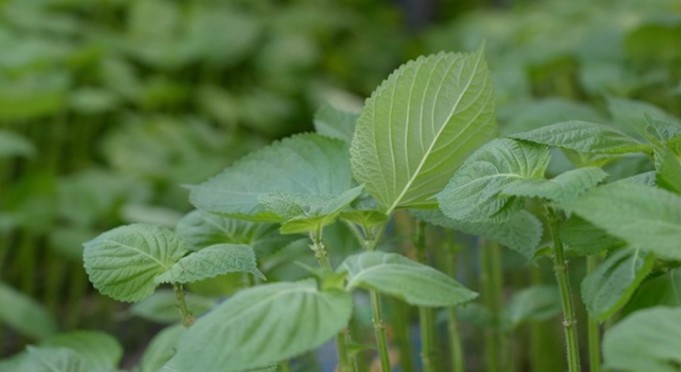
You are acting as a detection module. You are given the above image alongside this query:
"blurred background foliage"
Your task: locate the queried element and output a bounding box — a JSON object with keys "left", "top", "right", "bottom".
{"left": 1, "top": 0, "right": 680, "bottom": 368}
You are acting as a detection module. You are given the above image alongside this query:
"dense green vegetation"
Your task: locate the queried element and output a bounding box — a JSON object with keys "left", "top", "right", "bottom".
{"left": 2, "top": 0, "right": 681, "bottom": 371}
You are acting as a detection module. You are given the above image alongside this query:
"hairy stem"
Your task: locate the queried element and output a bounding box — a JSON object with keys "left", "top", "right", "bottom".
{"left": 370, "top": 289, "right": 391, "bottom": 372}
{"left": 587, "top": 256, "right": 601, "bottom": 372}
{"left": 173, "top": 283, "right": 194, "bottom": 327}
{"left": 546, "top": 207, "right": 581, "bottom": 372}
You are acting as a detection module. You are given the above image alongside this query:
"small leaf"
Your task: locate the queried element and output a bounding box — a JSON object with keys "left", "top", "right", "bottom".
{"left": 41, "top": 331, "right": 122, "bottom": 372}
{"left": 83, "top": 224, "right": 188, "bottom": 302}
{"left": 437, "top": 138, "right": 550, "bottom": 222}
{"left": 559, "top": 215, "right": 625, "bottom": 256}
{"left": 0, "top": 282, "right": 56, "bottom": 339}
{"left": 190, "top": 133, "right": 356, "bottom": 222}
{"left": 654, "top": 146, "right": 681, "bottom": 194}
{"left": 350, "top": 47, "right": 496, "bottom": 213}
{"left": 501, "top": 166, "right": 608, "bottom": 204}
{"left": 139, "top": 325, "right": 185, "bottom": 372}
{"left": 172, "top": 279, "right": 352, "bottom": 371}
{"left": 154, "top": 244, "right": 264, "bottom": 284}
{"left": 623, "top": 269, "right": 681, "bottom": 316}
{"left": 129, "top": 290, "right": 216, "bottom": 323}
{"left": 509, "top": 121, "right": 647, "bottom": 155}
{"left": 175, "top": 210, "right": 293, "bottom": 253}
{"left": 566, "top": 183, "right": 681, "bottom": 260}
{"left": 313, "top": 103, "right": 359, "bottom": 143}
{"left": 603, "top": 306, "right": 681, "bottom": 372}
{"left": 339, "top": 251, "right": 477, "bottom": 307}
{"left": 581, "top": 248, "right": 655, "bottom": 321}
{"left": 413, "top": 209, "right": 543, "bottom": 260}
{"left": 504, "top": 285, "right": 560, "bottom": 329}
{"left": 608, "top": 97, "right": 681, "bottom": 137}
{"left": 0, "top": 129, "right": 35, "bottom": 158}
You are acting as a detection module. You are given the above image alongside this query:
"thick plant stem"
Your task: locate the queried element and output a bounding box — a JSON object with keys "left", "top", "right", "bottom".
{"left": 309, "top": 230, "right": 352, "bottom": 372}
{"left": 546, "top": 208, "right": 581, "bottom": 372}
{"left": 173, "top": 283, "right": 194, "bottom": 327}
{"left": 415, "top": 221, "right": 439, "bottom": 372}
{"left": 370, "top": 290, "right": 391, "bottom": 372}
{"left": 587, "top": 256, "right": 601, "bottom": 372}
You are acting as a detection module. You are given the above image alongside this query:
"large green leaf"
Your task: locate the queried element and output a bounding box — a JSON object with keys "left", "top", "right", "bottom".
{"left": 566, "top": 183, "right": 681, "bottom": 260}
{"left": 501, "top": 166, "right": 608, "bottom": 204}
{"left": 0, "top": 282, "right": 56, "bottom": 339}
{"left": 412, "top": 209, "right": 543, "bottom": 260}
{"left": 504, "top": 285, "right": 560, "bottom": 329}
{"left": 603, "top": 307, "right": 681, "bottom": 372}
{"left": 350, "top": 47, "right": 496, "bottom": 213}
{"left": 581, "top": 248, "right": 655, "bottom": 321}
{"left": 339, "top": 251, "right": 477, "bottom": 307}
{"left": 623, "top": 269, "right": 681, "bottom": 316}
{"left": 154, "top": 243, "right": 264, "bottom": 284}
{"left": 437, "top": 138, "right": 550, "bottom": 222}
{"left": 608, "top": 97, "right": 681, "bottom": 136}
{"left": 16, "top": 347, "right": 88, "bottom": 372}
{"left": 190, "top": 133, "right": 357, "bottom": 223}
{"left": 175, "top": 210, "right": 293, "bottom": 253}
{"left": 83, "top": 224, "right": 188, "bottom": 302}
{"left": 139, "top": 325, "right": 185, "bottom": 372}
{"left": 508, "top": 121, "right": 647, "bottom": 155}
{"left": 41, "top": 331, "right": 122, "bottom": 372}
{"left": 171, "top": 279, "right": 352, "bottom": 371}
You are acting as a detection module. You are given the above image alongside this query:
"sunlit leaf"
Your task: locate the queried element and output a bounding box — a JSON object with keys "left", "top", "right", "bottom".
{"left": 339, "top": 251, "right": 477, "bottom": 307}
{"left": 172, "top": 280, "right": 352, "bottom": 371}
{"left": 350, "top": 47, "right": 496, "bottom": 213}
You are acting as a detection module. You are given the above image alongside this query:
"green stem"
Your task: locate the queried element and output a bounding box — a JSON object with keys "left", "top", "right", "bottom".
{"left": 546, "top": 207, "right": 581, "bottom": 372}
{"left": 393, "top": 299, "right": 414, "bottom": 372}
{"left": 587, "top": 256, "right": 601, "bottom": 372}
{"left": 444, "top": 232, "right": 464, "bottom": 372}
{"left": 173, "top": 283, "right": 194, "bottom": 327}
{"left": 480, "top": 240, "right": 503, "bottom": 372}
{"left": 415, "top": 221, "right": 439, "bottom": 372}
{"left": 309, "top": 230, "right": 352, "bottom": 372}
{"left": 370, "top": 290, "right": 391, "bottom": 372}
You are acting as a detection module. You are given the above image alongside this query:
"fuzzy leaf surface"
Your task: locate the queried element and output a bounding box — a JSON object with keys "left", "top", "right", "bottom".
{"left": 566, "top": 183, "right": 681, "bottom": 260}
{"left": 581, "top": 248, "right": 655, "bottom": 320}
{"left": 154, "top": 243, "right": 264, "bottom": 284}
{"left": 501, "top": 166, "right": 608, "bottom": 204}
{"left": 509, "top": 121, "right": 646, "bottom": 154}
{"left": 412, "top": 209, "right": 542, "bottom": 260}
{"left": 172, "top": 279, "right": 352, "bottom": 371}
{"left": 350, "top": 48, "right": 496, "bottom": 213}
{"left": 313, "top": 103, "right": 359, "bottom": 144}
{"left": 437, "top": 138, "right": 550, "bottom": 222}
{"left": 339, "top": 251, "right": 477, "bottom": 307}
{"left": 603, "top": 307, "right": 681, "bottom": 372}
{"left": 176, "top": 210, "right": 292, "bottom": 253}
{"left": 83, "top": 224, "right": 188, "bottom": 302}
{"left": 190, "top": 133, "right": 356, "bottom": 222}
{"left": 139, "top": 325, "right": 184, "bottom": 372}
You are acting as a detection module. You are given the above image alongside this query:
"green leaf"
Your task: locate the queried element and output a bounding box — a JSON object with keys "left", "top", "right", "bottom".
{"left": 41, "top": 331, "right": 122, "bottom": 372}
{"left": 608, "top": 97, "right": 681, "bottom": 136}
{"left": 18, "top": 346, "right": 88, "bottom": 372}
{"left": 190, "top": 133, "right": 357, "bottom": 222}
{"left": 412, "top": 209, "right": 543, "bottom": 260}
{"left": 176, "top": 210, "right": 293, "bottom": 254}
{"left": 623, "top": 269, "right": 681, "bottom": 316}
{"left": 154, "top": 243, "right": 264, "bottom": 284}
{"left": 339, "top": 251, "right": 477, "bottom": 307}
{"left": 313, "top": 103, "right": 359, "bottom": 143}
{"left": 139, "top": 325, "right": 185, "bottom": 372}
{"left": 172, "top": 279, "right": 352, "bottom": 371}
{"left": 0, "top": 282, "right": 56, "bottom": 339}
{"left": 581, "top": 248, "right": 655, "bottom": 321}
{"left": 559, "top": 215, "right": 625, "bottom": 256}
{"left": 654, "top": 146, "right": 681, "bottom": 194}
{"left": 566, "top": 183, "right": 681, "bottom": 260}
{"left": 350, "top": 47, "right": 496, "bottom": 213}
{"left": 508, "top": 121, "right": 647, "bottom": 155}
{"left": 437, "top": 138, "right": 550, "bottom": 222}
{"left": 83, "top": 224, "right": 188, "bottom": 302}
{"left": 129, "top": 289, "right": 216, "bottom": 323}
{"left": 501, "top": 166, "right": 608, "bottom": 204}
{"left": 504, "top": 285, "right": 560, "bottom": 329}
{"left": 0, "top": 129, "right": 35, "bottom": 158}
{"left": 603, "top": 307, "right": 681, "bottom": 372}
